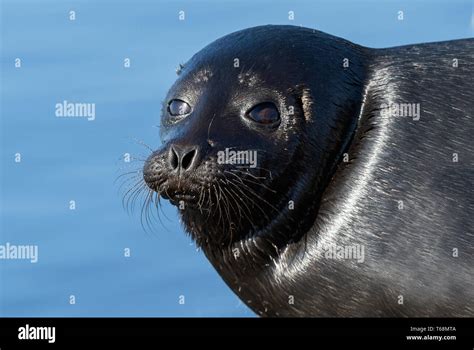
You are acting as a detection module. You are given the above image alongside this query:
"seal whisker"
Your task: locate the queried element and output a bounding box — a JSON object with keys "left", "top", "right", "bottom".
{"left": 139, "top": 189, "right": 154, "bottom": 234}
{"left": 228, "top": 168, "right": 267, "bottom": 181}
{"left": 222, "top": 178, "right": 273, "bottom": 225}
{"left": 122, "top": 178, "right": 147, "bottom": 213}
{"left": 218, "top": 183, "right": 233, "bottom": 240}
{"left": 225, "top": 170, "right": 276, "bottom": 193}
{"left": 151, "top": 191, "right": 169, "bottom": 229}
{"left": 131, "top": 138, "right": 155, "bottom": 153}
{"left": 223, "top": 182, "right": 258, "bottom": 229}
{"left": 114, "top": 170, "right": 142, "bottom": 185}
{"left": 116, "top": 173, "right": 144, "bottom": 195}
{"left": 215, "top": 183, "right": 231, "bottom": 242}
{"left": 211, "top": 184, "right": 223, "bottom": 229}
{"left": 223, "top": 173, "right": 280, "bottom": 213}
{"left": 221, "top": 186, "right": 244, "bottom": 226}
{"left": 204, "top": 187, "right": 213, "bottom": 221}
{"left": 128, "top": 182, "right": 148, "bottom": 215}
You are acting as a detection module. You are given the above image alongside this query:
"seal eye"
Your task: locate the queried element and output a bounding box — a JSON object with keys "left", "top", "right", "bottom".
{"left": 247, "top": 102, "right": 280, "bottom": 125}
{"left": 168, "top": 99, "right": 191, "bottom": 117}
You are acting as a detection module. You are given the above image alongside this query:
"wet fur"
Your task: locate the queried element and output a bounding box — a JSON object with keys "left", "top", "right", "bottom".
{"left": 142, "top": 26, "right": 474, "bottom": 316}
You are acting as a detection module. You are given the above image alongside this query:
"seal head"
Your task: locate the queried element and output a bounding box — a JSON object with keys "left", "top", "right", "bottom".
{"left": 143, "top": 25, "right": 368, "bottom": 253}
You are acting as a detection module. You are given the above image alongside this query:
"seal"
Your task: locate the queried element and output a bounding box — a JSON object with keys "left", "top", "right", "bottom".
{"left": 142, "top": 25, "right": 474, "bottom": 316}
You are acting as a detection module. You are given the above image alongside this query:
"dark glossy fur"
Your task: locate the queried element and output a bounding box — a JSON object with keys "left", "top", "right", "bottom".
{"left": 143, "top": 26, "right": 473, "bottom": 316}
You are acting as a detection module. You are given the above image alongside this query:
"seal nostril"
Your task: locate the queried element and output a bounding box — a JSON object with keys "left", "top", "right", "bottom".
{"left": 181, "top": 149, "right": 197, "bottom": 170}
{"left": 170, "top": 147, "right": 179, "bottom": 170}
